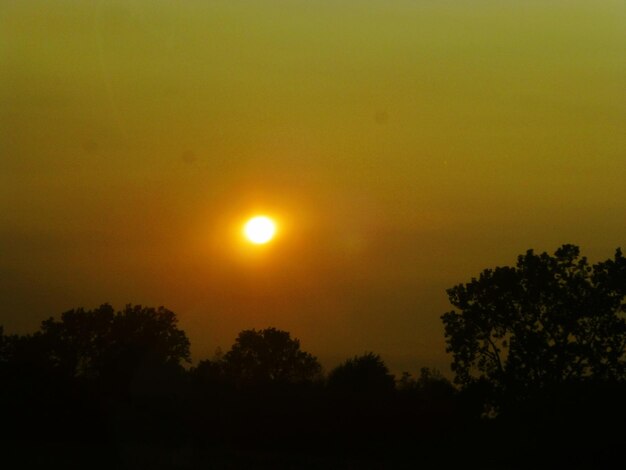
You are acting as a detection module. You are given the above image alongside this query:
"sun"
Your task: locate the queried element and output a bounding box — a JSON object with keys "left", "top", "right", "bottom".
{"left": 243, "top": 216, "right": 276, "bottom": 244}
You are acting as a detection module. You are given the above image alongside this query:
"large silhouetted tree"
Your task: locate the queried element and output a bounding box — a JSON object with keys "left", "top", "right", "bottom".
{"left": 442, "top": 244, "right": 626, "bottom": 409}
{"left": 30, "top": 304, "right": 190, "bottom": 386}
{"left": 222, "top": 327, "right": 321, "bottom": 383}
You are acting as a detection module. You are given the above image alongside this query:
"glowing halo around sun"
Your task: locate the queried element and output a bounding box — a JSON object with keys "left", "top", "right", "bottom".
{"left": 243, "top": 216, "right": 276, "bottom": 244}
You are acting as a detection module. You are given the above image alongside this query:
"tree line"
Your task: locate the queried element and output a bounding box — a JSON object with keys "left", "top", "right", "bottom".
{"left": 1, "top": 244, "right": 625, "bottom": 468}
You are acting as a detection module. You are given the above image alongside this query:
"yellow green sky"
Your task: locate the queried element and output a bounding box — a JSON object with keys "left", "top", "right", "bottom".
{"left": 2, "top": 0, "right": 625, "bottom": 373}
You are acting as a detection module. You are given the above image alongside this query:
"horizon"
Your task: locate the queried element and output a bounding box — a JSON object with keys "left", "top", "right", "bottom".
{"left": 2, "top": 0, "right": 625, "bottom": 377}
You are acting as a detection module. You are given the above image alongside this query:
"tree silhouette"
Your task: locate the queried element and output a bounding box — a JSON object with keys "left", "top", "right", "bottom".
{"left": 192, "top": 357, "right": 226, "bottom": 386}
{"left": 442, "top": 244, "right": 626, "bottom": 410}
{"left": 327, "top": 352, "right": 395, "bottom": 395}
{"left": 222, "top": 327, "right": 321, "bottom": 384}
{"left": 25, "top": 304, "right": 191, "bottom": 390}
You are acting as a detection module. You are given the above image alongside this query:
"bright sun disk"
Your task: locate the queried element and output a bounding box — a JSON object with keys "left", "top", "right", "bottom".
{"left": 243, "top": 216, "right": 276, "bottom": 244}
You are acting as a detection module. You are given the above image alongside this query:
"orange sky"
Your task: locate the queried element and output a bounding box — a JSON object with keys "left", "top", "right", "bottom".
{"left": 1, "top": 0, "right": 625, "bottom": 374}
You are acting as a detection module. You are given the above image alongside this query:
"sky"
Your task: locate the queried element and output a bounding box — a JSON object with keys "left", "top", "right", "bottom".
{"left": 1, "top": 0, "right": 625, "bottom": 374}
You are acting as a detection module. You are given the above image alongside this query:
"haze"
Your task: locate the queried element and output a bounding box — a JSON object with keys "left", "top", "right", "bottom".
{"left": 1, "top": 0, "right": 625, "bottom": 373}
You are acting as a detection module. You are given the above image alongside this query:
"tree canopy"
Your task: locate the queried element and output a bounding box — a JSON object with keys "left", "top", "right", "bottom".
{"left": 222, "top": 327, "right": 321, "bottom": 384}
{"left": 327, "top": 352, "right": 395, "bottom": 395}
{"left": 1, "top": 293, "right": 624, "bottom": 466}
{"left": 15, "top": 304, "right": 190, "bottom": 383}
{"left": 442, "top": 244, "right": 626, "bottom": 409}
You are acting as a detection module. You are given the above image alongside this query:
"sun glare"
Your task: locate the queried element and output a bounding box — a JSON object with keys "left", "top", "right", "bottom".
{"left": 243, "top": 216, "right": 276, "bottom": 244}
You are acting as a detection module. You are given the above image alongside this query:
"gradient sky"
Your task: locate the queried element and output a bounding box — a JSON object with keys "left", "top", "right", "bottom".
{"left": 2, "top": 0, "right": 625, "bottom": 374}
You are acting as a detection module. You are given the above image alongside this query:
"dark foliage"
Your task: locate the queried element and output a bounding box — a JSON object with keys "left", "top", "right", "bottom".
{"left": 0, "top": 304, "right": 191, "bottom": 467}
{"left": 1, "top": 249, "right": 624, "bottom": 470}
{"left": 327, "top": 352, "right": 395, "bottom": 395}
{"left": 34, "top": 304, "right": 190, "bottom": 384}
{"left": 222, "top": 327, "right": 322, "bottom": 384}
{"left": 442, "top": 244, "right": 626, "bottom": 412}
